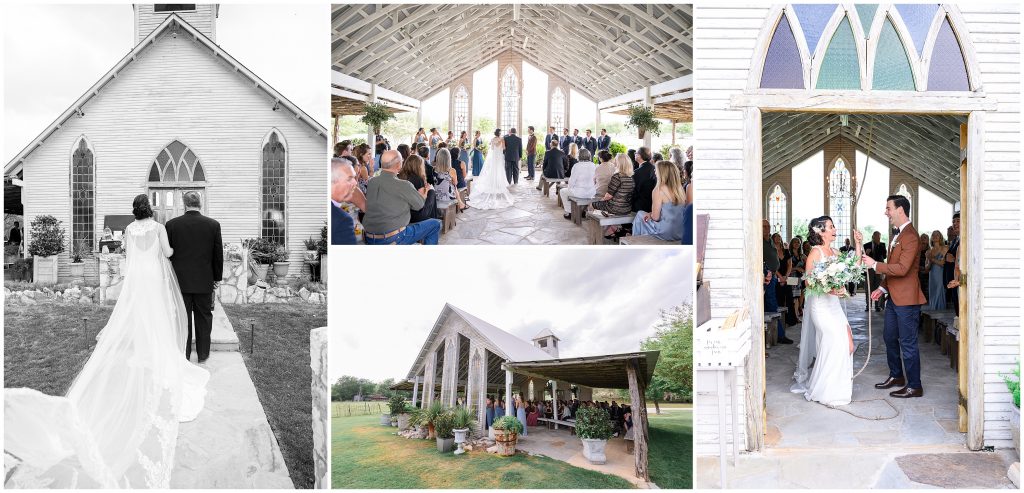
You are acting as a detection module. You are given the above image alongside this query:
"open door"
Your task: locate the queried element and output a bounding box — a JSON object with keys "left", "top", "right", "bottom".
{"left": 957, "top": 124, "right": 969, "bottom": 433}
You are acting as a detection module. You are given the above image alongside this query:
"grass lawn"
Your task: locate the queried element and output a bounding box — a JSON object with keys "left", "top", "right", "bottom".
{"left": 648, "top": 410, "right": 693, "bottom": 489}
{"left": 3, "top": 303, "right": 110, "bottom": 394}
{"left": 224, "top": 303, "right": 326, "bottom": 490}
{"left": 332, "top": 414, "right": 636, "bottom": 489}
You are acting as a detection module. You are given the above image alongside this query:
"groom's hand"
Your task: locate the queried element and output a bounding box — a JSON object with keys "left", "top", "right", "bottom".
{"left": 861, "top": 254, "right": 876, "bottom": 269}
{"left": 870, "top": 288, "right": 884, "bottom": 301}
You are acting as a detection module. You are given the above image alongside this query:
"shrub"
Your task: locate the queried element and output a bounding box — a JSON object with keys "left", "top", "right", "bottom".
{"left": 609, "top": 142, "right": 627, "bottom": 156}
{"left": 12, "top": 258, "right": 33, "bottom": 280}
{"left": 433, "top": 410, "right": 455, "bottom": 440}
{"left": 388, "top": 395, "right": 407, "bottom": 416}
{"left": 423, "top": 401, "right": 445, "bottom": 427}
{"left": 492, "top": 415, "right": 523, "bottom": 435}
{"left": 317, "top": 223, "right": 328, "bottom": 255}
{"left": 575, "top": 406, "right": 613, "bottom": 440}
{"left": 246, "top": 238, "right": 278, "bottom": 265}
{"left": 451, "top": 406, "right": 476, "bottom": 431}
{"left": 27, "top": 215, "right": 65, "bottom": 257}
{"left": 1003, "top": 362, "right": 1020, "bottom": 408}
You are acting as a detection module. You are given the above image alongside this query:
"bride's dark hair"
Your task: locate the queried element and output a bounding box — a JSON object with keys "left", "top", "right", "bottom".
{"left": 807, "top": 216, "right": 833, "bottom": 246}
{"left": 494, "top": 129, "right": 501, "bottom": 137}
{"left": 133, "top": 194, "right": 154, "bottom": 220}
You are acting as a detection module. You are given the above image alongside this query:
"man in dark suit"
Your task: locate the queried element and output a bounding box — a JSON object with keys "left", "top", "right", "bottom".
{"left": 540, "top": 139, "right": 566, "bottom": 182}
{"left": 631, "top": 147, "right": 656, "bottom": 213}
{"left": 166, "top": 191, "right": 223, "bottom": 363}
{"left": 572, "top": 129, "right": 583, "bottom": 150}
{"left": 597, "top": 129, "right": 611, "bottom": 153}
{"left": 503, "top": 128, "right": 523, "bottom": 185}
{"left": 545, "top": 126, "right": 558, "bottom": 150}
{"left": 864, "top": 230, "right": 887, "bottom": 310}
{"left": 582, "top": 129, "right": 597, "bottom": 158}
{"left": 559, "top": 128, "right": 572, "bottom": 154}
{"left": 331, "top": 157, "right": 358, "bottom": 244}
{"left": 525, "top": 126, "right": 538, "bottom": 180}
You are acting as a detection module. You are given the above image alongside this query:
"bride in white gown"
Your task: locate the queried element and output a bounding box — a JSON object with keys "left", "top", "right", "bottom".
{"left": 793, "top": 216, "right": 861, "bottom": 407}
{"left": 5, "top": 194, "right": 209, "bottom": 488}
{"left": 468, "top": 129, "right": 514, "bottom": 210}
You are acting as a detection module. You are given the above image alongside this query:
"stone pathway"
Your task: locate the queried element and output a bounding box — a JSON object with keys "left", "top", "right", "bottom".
{"left": 171, "top": 308, "right": 293, "bottom": 488}
{"left": 512, "top": 425, "right": 650, "bottom": 488}
{"left": 440, "top": 174, "right": 589, "bottom": 245}
{"left": 696, "top": 295, "right": 1018, "bottom": 488}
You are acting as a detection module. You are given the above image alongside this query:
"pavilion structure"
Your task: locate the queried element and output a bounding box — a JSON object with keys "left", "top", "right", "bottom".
{"left": 393, "top": 304, "right": 660, "bottom": 481}
{"left": 330, "top": 4, "right": 692, "bottom": 150}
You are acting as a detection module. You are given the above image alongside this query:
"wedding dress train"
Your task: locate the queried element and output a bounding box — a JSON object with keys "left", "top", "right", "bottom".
{"left": 795, "top": 246, "right": 852, "bottom": 406}
{"left": 4, "top": 219, "right": 209, "bottom": 488}
{"left": 468, "top": 136, "right": 514, "bottom": 210}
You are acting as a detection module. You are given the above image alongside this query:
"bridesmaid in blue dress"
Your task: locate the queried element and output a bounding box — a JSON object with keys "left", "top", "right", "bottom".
{"left": 428, "top": 128, "right": 441, "bottom": 162}
{"left": 514, "top": 395, "right": 528, "bottom": 436}
{"left": 926, "top": 230, "right": 947, "bottom": 310}
{"left": 632, "top": 161, "right": 688, "bottom": 241}
{"left": 414, "top": 128, "right": 427, "bottom": 150}
{"left": 458, "top": 131, "right": 471, "bottom": 173}
{"left": 471, "top": 130, "right": 485, "bottom": 176}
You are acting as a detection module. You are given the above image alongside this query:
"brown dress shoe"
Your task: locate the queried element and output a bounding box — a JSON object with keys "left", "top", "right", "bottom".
{"left": 874, "top": 377, "right": 906, "bottom": 389}
{"left": 890, "top": 387, "right": 924, "bottom": 398}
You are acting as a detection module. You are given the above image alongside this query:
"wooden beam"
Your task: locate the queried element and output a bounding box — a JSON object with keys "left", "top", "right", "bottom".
{"left": 627, "top": 359, "right": 650, "bottom": 481}
{"left": 732, "top": 91, "right": 997, "bottom": 114}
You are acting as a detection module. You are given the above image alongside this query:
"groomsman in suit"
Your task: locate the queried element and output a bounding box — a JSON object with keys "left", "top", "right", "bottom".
{"left": 582, "top": 129, "right": 597, "bottom": 158}
{"left": 525, "top": 126, "right": 538, "bottom": 180}
{"left": 559, "top": 128, "right": 572, "bottom": 154}
{"left": 503, "top": 128, "right": 523, "bottom": 185}
{"left": 572, "top": 129, "right": 583, "bottom": 150}
{"left": 545, "top": 126, "right": 558, "bottom": 151}
{"left": 597, "top": 129, "right": 611, "bottom": 153}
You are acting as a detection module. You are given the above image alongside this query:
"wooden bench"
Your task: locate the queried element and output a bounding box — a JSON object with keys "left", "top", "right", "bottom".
{"left": 538, "top": 176, "right": 567, "bottom": 196}
{"left": 568, "top": 196, "right": 601, "bottom": 225}
{"left": 764, "top": 311, "right": 782, "bottom": 347}
{"left": 584, "top": 210, "right": 636, "bottom": 245}
{"left": 537, "top": 417, "right": 576, "bottom": 434}
{"left": 921, "top": 308, "right": 954, "bottom": 344}
{"left": 620, "top": 235, "right": 677, "bottom": 245}
{"left": 441, "top": 202, "right": 457, "bottom": 234}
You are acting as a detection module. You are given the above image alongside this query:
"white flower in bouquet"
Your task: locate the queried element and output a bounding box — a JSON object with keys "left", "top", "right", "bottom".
{"left": 806, "top": 251, "right": 866, "bottom": 297}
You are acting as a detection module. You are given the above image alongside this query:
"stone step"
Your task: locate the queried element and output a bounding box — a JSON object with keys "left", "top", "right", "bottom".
{"left": 188, "top": 300, "right": 239, "bottom": 352}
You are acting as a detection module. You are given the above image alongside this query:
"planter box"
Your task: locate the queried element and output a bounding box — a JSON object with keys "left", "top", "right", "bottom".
{"left": 1012, "top": 405, "right": 1020, "bottom": 458}
{"left": 69, "top": 261, "right": 85, "bottom": 280}
{"left": 33, "top": 255, "right": 59, "bottom": 284}
{"left": 397, "top": 414, "right": 411, "bottom": 431}
{"left": 436, "top": 437, "right": 455, "bottom": 453}
{"left": 380, "top": 413, "right": 392, "bottom": 426}
{"left": 273, "top": 261, "right": 290, "bottom": 279}
{"left": 581, "top": 438, "right": 608, "bottom": 464}
{"left": 493, "top": 429, "right": 517, "bottom": 456}
{"left": 255, "top": 264, "right": 270, "bottom": 281}
{"left": 488, "top": 427, "right": 495, "bottom": 440}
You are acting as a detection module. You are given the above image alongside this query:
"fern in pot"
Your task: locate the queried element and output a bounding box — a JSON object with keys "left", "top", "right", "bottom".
{"left": 451, "top": 406, "right": 476, "bottom": 455}
{"left": 433, "top": 410, "right": 456, "bottom": 453}
{"left": 625, "top": 104, "right": 661, "bottom": 139}
{"left": 575, "top": 406, "right": 614, "bottom": 464}
{"left": 1003, "top": 362, "right": 1020, "bottom": 456}
{"left": 388, "top": 395, "right": 410, "bottom": 430}
{"left": 422, "top": 401, "right": 444, "bottom": 439}
{"left": 492, "top": 415, "right": 523, "bottom": 456}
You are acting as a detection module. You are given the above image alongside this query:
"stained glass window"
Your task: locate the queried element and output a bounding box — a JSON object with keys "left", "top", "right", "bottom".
{"left": 895, "top": 4, "right": 940, "bottom": 57}
{"left": 71, "top": 138, "right": 94, "bottom": 252}
{"left": 855, "top": 4, "right": 878, "bottom": 34}
{"left": 816, "top": 16, "right": 860, "bottom": 90}
{"left": 895, "top": 183, "right": 912, "bottom": 207}
{"left": 829, "top": 158, "right": 853, "bottom": 247}
{"left": 261, "top": 131, "right": 287, "bottom": 245}
{"left": 768, "top": 184, "right": 788, "bottom": 238}
{"left": 793, "top": 4, "right": 837, "bottom": 54}
{"left": 927, "top": 16, "right": 969, "bottom": 91}
{"left": 453, "top": 85, "right": 469, "bottom": 139}
{"left": 760, "top": 13, "right": 804, "bottom": 89}
{"left": 500, "top": 66, "right": 519, "bottom": 131}
{"left": 149, "top": 140, "right": 203, "bottom": 183}
{"left": 550, "top": 87, "right": 566, "bottom": 130}
{"left": 873, "top": 17, "right": 916, "bottom": 90}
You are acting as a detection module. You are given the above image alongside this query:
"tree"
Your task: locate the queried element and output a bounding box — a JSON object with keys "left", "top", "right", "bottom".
{"left": 332, "top": 375, "right": 375, "bottom": 401}
{"left": 640, "top": 303, "right": 693, "bottom": 413}
{"left": 376, "top": 378, "right": 397, "bottom": 397}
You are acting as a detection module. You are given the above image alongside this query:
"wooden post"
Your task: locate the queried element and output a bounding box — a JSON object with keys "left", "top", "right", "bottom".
{"left": 627, "top": 359, "right": 649, "bottom": 482}
{"left": 505, "top": 367, "right": 513, "bottom": 413}
{"left": 964, "top": 112, "right": 985, "bottom": 450}
{"left": 332, "top": 114, "right": 339, "bottom": 145}
{"left": 671, "top": 120, "right": 677, "bottom": 146}
{"left": 643, "top": 86, "right": 653, "bottom": 149}
{"left": 552, "top": 380, "right": 558, "bottom": 430}
{"left": 742, "top": 107, "right": 766, "bottom": 451}
{"left": 368, "top": 84, "right": 377, "bottom": 154}
{"left": 412, "top": 376, "right": 420, "bottom": 408}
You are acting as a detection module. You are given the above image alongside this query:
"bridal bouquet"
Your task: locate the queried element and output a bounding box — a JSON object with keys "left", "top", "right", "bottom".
{"left": 804, "top": 251, "right": 866, "bottom": 297}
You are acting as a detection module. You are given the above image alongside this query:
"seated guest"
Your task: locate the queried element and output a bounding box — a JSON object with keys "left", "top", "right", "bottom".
{"left": 592, "top": 153, "right": 635, "bottom": 238}
{"left": 681, "top": 202, "right": 694, "bottom": 245}
{"left": 683, "top": 160, "right": 693, "bottom": 204}
{"left": 669, "top": 146, "right": 686, "bottom": 176}
{"left": 540, "top": 139, "right": 566, "bottom": 181}
{"left": 334, "top": 140, "right": 352, "bottom": 158}
{"left": 560, "top": 149, "right": 597, "bottom": 220}
{"left": 397, "top": 154, "right": 437, "bottom": 223}
{"left": 627, "top": 149, "right": 637, "bottom": 170}
{"left": 526, "top": 403, "right": 539, "bottom": 426}
{"left": 396, "top": 143, "right": 411, "bottom": 161}
{"left": 416, "top": 145, "right": 437, "bottom": 185}
{"left": 631, "top": 147, "right": 657, "bottom": 213}
{"left": 566, "top": 143, "right": 580, "bottom": 176}
{"left": 448, "top": 146, "right": 468, "bottom": 197}
{"left": 330, "top": 158, "right": 359, "bottom": 245}
{"left": 362, "top": 150, "right": 442, "bottom": 245}
{"left": 374, "top": 142, "right": 387, "bottom": 172}
{"left": 594, "top": 150, "right": 616, "bottom": 196}
{"left": 433, "top": 150, "right": 466, "bottom": 212}
{"left": 632, "top": 161, "right": 687, "bottom": 241}
{"left": 652, "top": 152, "right": 663, "bottom": 163}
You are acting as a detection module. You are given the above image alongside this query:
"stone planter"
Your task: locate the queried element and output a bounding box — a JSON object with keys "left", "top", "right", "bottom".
{"left": 380, "top": 413, "right": 392, "bottom": 426}
{"left": 255, "top": 264, "right": 270, "bottom": 281}
{"left": 397, "top": 413, "right": 411, "bottom": 431}
{"left": 436, "top": 436, "right": 455, "bottom": 453}
{"left": 33, "top": 255, "right": 59, "bottom": 284}
{"left": 1012, "top": 405, "right": 1020, "bottom": 457}
{"left": 69, "top": 261, "right": 85, "bottom": 280}
{"left": 493, "top": 429, "right": 518, "bottom": 456}
{"left": 453, "top": 428, "right": 470, "bottom": 455}
{"left": 488, "top": 426, "right": 495, "bottom": 440}
{"left": 273, "top": 261, "right": 289, "bottom": 278}
{"left": 581, "top": 438, "right": 608, "bottom": 464}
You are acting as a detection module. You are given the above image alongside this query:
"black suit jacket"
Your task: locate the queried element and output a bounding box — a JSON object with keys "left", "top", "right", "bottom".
{"left": 597, "top": 135, "right": 611, "bottom": 150}
{"left": 545, "top": 133, "right": 557, "bottom": 149}
{"left": 559, "top": 135, "right": 572, "bottom": 154}
{"left": 542, "top": 148, "right": 567, "bottom": 179}
{"left": 632, "top": 162, "right": 657, "bottom": 213}
{"left": 166, "top": 211, "right": 223, "bottom": 294}
{"left": 572, "top": 135, "right": 583, "bottom": 149}
{"left": 582, "top": 136, "right": 597, "bottom": 156}
{"left": 503, "top": 134, "right": 522, "bottom": 163}
{"left": 864, "top": 241, "right": 888, "bottom": 262}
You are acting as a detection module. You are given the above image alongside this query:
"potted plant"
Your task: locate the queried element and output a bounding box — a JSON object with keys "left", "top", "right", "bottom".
{"left": 318, "top": 223, "right": 328, "bottom": 283}
{"left": 27, "top": 215, "right": 65, "bottom": 285}
{"left": 451, "top": 406, "right": 476, "bottom": 455}
{"left": 434, "top": 410, "right": 456, "bottom": 453}
{"left": 303, "top": 237, "right": 319, "bottom": 263}
{"left": 407, "top": 408, "right": 424, "bottom": 433}
{"left": 246, "top": 238, "right": 276, "bottom": 281}
{"left": 422, "top": 401, "right": 444, "bottom": 440}
{"left": 12, "top": 257, "right": 33, "bottom": 282}
{"left": 492, "top": 415, "right": 523, "bottom": 457}
{"left": 272, "top": 244, "right": 289, "bottom": 280}
{"left": 1004, "top": 362, "right": 1020, "bottom": 456}
{"left": 625, "top": 103, "right": 661, "bottom": 139}
{"left": 388, "top": 395, "right": 409, "bottom": 429}
{"left": 359, "top": 101, "right": 396, "bottom": 136}
{"left": 575, "top": 406, "right": 614, "bottom": 464}
{"left": 69, "top": 240, "right": 87, "bottom": 280}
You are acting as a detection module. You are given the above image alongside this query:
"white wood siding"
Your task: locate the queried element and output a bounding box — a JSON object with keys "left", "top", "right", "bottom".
{"left": 135, "top": 4, "right": 217, "bottom": 44}
{"left": 20, "top": 29, "right": 326, "bottom": 283}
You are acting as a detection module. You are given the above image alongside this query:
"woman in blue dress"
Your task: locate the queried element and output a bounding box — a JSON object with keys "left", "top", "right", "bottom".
{"left": 428, "top": 128, "right": 441, "bottom": 162}
{"left": 632, "top": 161, "right": 687, "bottom": 241}
{"left": 458, "top": 131, "right": 471, "bottom": 173}
{"left": 494, "top": 399, "right": 505, "bottom": 419}
{"left": 514, "top": 395, "right": 528, "bottom": 437}
{"left": 471, "top": 130, "right": 485, "bottom": 176}
{"left": 926, "top": 230, "right": 947, "bottom": 310}
{"left": 485, "top": 396, "right": 495, "bottom": 430}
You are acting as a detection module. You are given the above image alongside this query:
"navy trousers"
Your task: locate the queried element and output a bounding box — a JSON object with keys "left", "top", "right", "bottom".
{"left": 883, "top": 299, "right": 922, "bottom": 389}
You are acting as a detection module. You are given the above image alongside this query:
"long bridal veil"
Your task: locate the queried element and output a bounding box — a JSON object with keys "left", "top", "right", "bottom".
{"left": 468, "top": 135, "right": 514, "bottom": 210}
{"left": 5, "top": 220, "right": 209, "bottom": 488}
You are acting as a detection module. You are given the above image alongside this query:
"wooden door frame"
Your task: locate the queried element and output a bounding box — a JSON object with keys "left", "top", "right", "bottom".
{"left": 734, "top": 94, "right": 990, "bottom": 452}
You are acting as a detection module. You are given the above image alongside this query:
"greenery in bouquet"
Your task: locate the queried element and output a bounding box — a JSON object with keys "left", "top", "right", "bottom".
{"left": 804, "top": 251, "right": 865, "bottom": 297}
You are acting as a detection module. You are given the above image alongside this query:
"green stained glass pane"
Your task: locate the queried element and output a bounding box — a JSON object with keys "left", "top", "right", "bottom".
{"left": 816, "top": 17, "right": 860, "bottom": 90}
{"left": 873, "top": 18, "right": 915, "bottom": 90}
{"left": 855, "top": 4, "right": 877, "bottom": 34}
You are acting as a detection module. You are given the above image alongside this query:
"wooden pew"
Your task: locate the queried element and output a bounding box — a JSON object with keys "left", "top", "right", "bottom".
{"left": 584, "top": 211, "right": 636, "bottom": 245}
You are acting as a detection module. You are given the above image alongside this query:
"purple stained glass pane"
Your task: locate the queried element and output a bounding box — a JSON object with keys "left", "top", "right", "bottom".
{"left": 761, "top": 13, "right": 805, "bottom": 89}
{"left": 927, "top": 17, "right": 969, "bottom": 91}
{"left": 895, "top": 4, "right": 940, "bottom": 57}
{"left": 793, "top": 4, "right": 838, "bottom": 54}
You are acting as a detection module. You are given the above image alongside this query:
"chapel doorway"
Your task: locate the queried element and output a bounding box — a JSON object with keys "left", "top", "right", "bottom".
{"left": 146, "top": 140, "right": 209, "bottom": 223}
{"left": 148, "top": 188, "right": 206, "bottom": 223}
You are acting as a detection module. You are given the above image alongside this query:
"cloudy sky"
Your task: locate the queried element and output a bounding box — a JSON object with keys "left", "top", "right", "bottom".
{"left": 2, "top": 4, "right": 328, "bottom": 163}
{"left": 329, "top": 249, "right": 693, "bottom": 382}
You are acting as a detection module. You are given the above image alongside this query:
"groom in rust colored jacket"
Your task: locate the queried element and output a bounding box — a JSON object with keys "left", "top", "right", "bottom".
{"left": 864, "top": 195, "right": 926, "bottom": 398}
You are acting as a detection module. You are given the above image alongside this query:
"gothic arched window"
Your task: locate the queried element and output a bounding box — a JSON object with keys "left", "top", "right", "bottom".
{"left": 768, "top": 184, "right": 787, "bottom": 238}
{"left": 148, "top": 140, "right": 205, "bottom": 183}
{"left": 71, "top": 137, "right": 95, "bottom": 252}
{"left": 550, "top": 87, "right": 566, "bottom": 130}
{"left": 896, "top": 183, "right": 912, "bottom": 208}
{"left": 500, "top": 66, "right": 519, "bottom": 131}
{"left": 828, "top": 158, "right": 853, "bottom": 247}
{"left": 453, "top": 85, "right": 469, "bottom": 138}
{"left": 261, "top": 131, "right": 287, "bottom": 246}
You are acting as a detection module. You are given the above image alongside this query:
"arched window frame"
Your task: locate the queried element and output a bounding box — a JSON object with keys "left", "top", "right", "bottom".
{"left": 499, "top": 65, "right": 520, "bottom": 131}
{"left": 452, "top": 85, "right": 469, "bottom": 139}
{"left": 895, "top": 182, "right": 913, "bottom": 207}
{"left": 260, "top": 128, "right": 288, "bottom": 247}
{"left": 69, "top": 135, "right": 96, "bottom": 253}
{"left": 147, "top": 139, "right": 206, "bottom": 185}
{"left": 827, "top": 156, "right": 853, "bottom": 248}
{"left": 766, "top": 183, "right": 789, "bottom": 239}
{"left": 550, "top": 87, "right": 566, "bottom": 131}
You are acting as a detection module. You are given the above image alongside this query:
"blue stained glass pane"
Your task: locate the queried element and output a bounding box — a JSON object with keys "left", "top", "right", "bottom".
{"left": 896, "top": 4, "right": 940, "bottom": 57}
{"left": 793, "top": 4, "right": 838, "bottom": 54}
{"left": 855, "top": 4, "right": 878, "bottom": 34}
{"left": 927, "top": 17, "right": 969, "bottom": 91}
{"left": 816, "top": 17, "right": 860, "bottom": 90}
{"left": 873, "top": 18, "right": 916, "bottom": 90}
{"left": 760, "top": 13, "right": 805, "bottom": 89}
